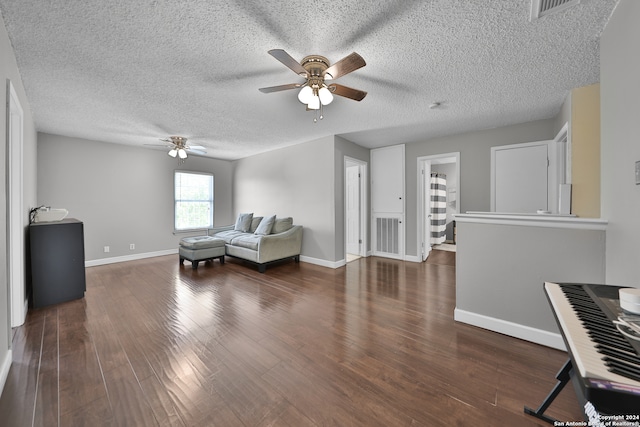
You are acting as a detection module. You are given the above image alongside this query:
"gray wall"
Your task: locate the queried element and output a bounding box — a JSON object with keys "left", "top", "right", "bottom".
{"left": 233, "top": 135, "right": 337, "bottom": 262}
{"left": 403, "top": 118, "right": 556, "bottom": 257}
{"left": 232, "top": 134, "right": 369, "bottom": 264}
{"left": 600, "top": 0, "right": 640, "bottom": 287}
{"left": 37, "top": 133, "right": 233, "bottom": 262}
{"left": 1, "top": 11, "right": 38, "bottom": 376}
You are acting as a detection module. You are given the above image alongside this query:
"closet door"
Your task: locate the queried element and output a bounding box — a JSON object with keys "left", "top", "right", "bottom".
{"left": 491, "top": 142, "right": 550, "bottom": 213}
{"left": 371, "top": 145, "right": 404, "bottom": 259}
{"left": 372, "top": 145, "right": 404, "bottom": 213}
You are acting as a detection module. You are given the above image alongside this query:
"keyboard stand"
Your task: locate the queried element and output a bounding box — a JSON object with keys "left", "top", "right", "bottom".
{"left": 524, "top": 358, "right": 573, "bottom": 424}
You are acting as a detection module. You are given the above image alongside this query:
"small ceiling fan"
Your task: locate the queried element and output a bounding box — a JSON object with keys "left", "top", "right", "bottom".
{"left": 145, "top": 136, "right": 206, "bottom": 161}
{"left": 259, "top": 49, "right": 367, "bottom": 121}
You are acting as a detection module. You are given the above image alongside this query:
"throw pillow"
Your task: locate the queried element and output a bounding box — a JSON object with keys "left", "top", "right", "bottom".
{"left": 234, "top": 213, "right": 253, "bottom": 232}
{"left": 272, "top": 217, "right": 293, "bottom": 234}
{"left": 254, "top": 215, "right": 276, "bottom": 235}
{"left": 250, "top": 216, "right": 263, "bottom": 233}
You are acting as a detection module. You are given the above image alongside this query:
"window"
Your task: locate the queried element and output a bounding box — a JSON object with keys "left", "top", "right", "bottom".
{"left": 174, "top": 171, "right": 214, "bottom": 231}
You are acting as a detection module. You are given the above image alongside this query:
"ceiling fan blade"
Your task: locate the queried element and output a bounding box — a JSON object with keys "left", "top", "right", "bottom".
{"left": 144, "top": 143, "right": 172, "bottom": 148}
{"left": 188, "top": 145, "right": 206, "bottom": 150}
{"left": 324, "top": 52, "right": 366, "bottom": 80}
{"left": 187, "top": 148, "right": 207, "bottom": 155}
{"left": 329, "top": 84, "right": 367, "bottom": 101}
{"left": 268, "top": 49, "right": 307, "bottom": 76}
{"left": 259, "top": 83, "right": 302, "bottom": 93}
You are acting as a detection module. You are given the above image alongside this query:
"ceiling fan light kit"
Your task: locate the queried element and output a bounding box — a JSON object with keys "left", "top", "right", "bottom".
{"left": 259, "top": 49, "right": 367, "bottom": 122}
{"left": 145, "top": 136, "right": 207, "bottom": 163}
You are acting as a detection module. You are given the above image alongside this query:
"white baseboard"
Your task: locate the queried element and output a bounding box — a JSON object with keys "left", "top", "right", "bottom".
{"left": 87, "top": 250, "right": 343, "bottom": 269}
{"left": 404, "top": 254, "right": 421, "bottom": 263}
{"left": 300, "top": 255, "right": 344, "bottom": 269}
{"left": 454, "top": 308, "right": 566, "bottom": 351}
{"left": 85, "top": 249, "right": 178, "bottom": 267}
{"left": 0, "top": 349, "right": 12, "bottom": 397}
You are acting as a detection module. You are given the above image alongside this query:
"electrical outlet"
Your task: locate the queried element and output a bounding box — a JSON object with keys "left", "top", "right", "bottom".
{"left": 130, "top": 243, "right": 135, "bottom": 250}
{"left": 104, "top": 246, "right": 110, "bottom": 253}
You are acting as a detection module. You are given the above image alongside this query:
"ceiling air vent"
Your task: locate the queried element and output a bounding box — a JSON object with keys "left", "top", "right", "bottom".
{"left": 530, "top": 0, "right": 581, "bottom": 21}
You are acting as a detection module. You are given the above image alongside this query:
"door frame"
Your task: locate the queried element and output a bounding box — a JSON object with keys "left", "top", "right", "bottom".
{"left": 344, "top": 157, "right": 367, "bottom": 259}
{"left": 7, "top": 80, "right": 26, "bottom": 327}
{"left": 417, "top": 152, "right": 460, "bottom": 261}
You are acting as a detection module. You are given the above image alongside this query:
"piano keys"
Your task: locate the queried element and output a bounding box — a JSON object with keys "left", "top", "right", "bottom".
{"left": 525, "top": 282, "right": 640, "bottom": 424}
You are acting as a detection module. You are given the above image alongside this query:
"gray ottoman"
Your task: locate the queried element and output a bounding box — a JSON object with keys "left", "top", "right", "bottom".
{"left": 179, "top": 236, "right": 226, "bottom": 269}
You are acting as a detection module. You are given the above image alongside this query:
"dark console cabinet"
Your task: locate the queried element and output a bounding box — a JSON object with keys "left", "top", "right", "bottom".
{"left": 30, "top": 218, "right": 86, "bottom": 308}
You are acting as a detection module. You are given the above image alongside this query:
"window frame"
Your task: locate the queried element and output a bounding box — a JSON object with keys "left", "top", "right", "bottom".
{"left": 174, "top": 170, "right": 214, "bottom": 232}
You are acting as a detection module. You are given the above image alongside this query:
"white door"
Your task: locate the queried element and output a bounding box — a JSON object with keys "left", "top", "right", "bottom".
{"left": 492, "top": 142, "right": 549, "bottom": 213}
{"left": 371, "top": 145, "right": 404, "bottom": 213}
{"left": 346, "top": 164, "right": 361, "bottom": 255}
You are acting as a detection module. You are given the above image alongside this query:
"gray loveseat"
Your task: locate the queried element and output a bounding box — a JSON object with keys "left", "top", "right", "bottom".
{"left": 208, "top": 214, "right": 302, "bottom": 272}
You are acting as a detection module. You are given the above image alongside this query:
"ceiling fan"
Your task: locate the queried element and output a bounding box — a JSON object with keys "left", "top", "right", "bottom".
{"left": 145, "top": 136, "right": 206, "bottom": 161}
{"left": 259, "top": 49, "right": 367, "bottom": 121}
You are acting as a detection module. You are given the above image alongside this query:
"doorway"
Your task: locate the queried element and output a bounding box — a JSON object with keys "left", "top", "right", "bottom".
{"left": 417, "top": 153, "right": 460, "bottom": 261}
{"left": 345, "top": 157, "right": 367, "bottom": 262}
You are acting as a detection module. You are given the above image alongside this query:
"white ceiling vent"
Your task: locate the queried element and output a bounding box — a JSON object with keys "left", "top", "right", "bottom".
{"left": 530, "top": 0, "right": 581, "bottom": 21}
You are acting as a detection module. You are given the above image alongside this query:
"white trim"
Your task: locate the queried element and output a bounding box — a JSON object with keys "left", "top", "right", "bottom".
{"left": 86, "top": 250, "right": 343, "bottom": 270}
{"left": 299, "top": 255, "right": 344, "bottom": 269}
{"left": 85, "top": 249, "right": 178, "bottom": 267}
{"left": 403, "top": 254, "right": 422, "bottom": 263}
{"left": 0, "top": 349, "right": 11, "bottom": 396}
{"left": 455, "top": 212, "right": 607, "bottom": 230}
{"left": 344, "top": 157, "right": 368, "bottom": 260}
{"left": 454, "top": 308, "right": 566, "bottom": 350}
{"left": 174, "top": 170, "right": 214, "bottom": 232}
{"left": 554, "top": 121, "right": 571, "bottom": 184}
{"left": 7, "top": 80, "right": 26, "bottom": 327}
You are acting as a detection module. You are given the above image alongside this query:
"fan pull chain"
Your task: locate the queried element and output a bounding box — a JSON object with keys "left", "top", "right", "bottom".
{"left": 313, "top": 103, "right": 324, "bottom": 123}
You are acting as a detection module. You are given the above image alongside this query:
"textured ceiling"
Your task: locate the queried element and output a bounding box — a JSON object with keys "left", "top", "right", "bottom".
{"left": 0, "top": 0, "right": 619, "bottom": 160}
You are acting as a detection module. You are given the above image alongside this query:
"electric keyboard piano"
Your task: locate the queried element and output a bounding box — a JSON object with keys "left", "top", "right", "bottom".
{"left": 525, "top": 282, "right": 640, "bottom": 424}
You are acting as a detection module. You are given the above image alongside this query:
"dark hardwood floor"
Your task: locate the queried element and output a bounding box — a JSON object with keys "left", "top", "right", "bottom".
{"left": 0, "top": 251, "right": 584, "bottom": 426}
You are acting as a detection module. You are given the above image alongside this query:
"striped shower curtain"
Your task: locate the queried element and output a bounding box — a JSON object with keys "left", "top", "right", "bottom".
{"left": 429, "top": 173, "right": 447, "bottom": 245}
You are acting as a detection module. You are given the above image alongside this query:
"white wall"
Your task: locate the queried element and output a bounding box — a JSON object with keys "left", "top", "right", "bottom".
{"left": 233, "top": 135, "right": 337, "bottom": 263}
{"left": 600, "top": 0, "right": 640, "bottom": 287}
{"left": 37, "top": 133, "right": 234, "bottom": 262}
{"left": 1, "top": 11, "right": 38, "bottom": 390}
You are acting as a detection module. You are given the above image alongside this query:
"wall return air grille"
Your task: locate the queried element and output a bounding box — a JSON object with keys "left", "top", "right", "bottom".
{"left": 375, "top": 217, "right": 400, "bottom": 255}
{"left": 530, "top": 0, "right": 581, "bottom": 21}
